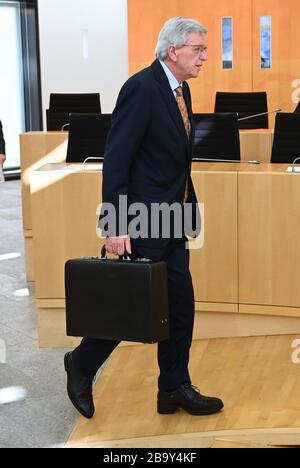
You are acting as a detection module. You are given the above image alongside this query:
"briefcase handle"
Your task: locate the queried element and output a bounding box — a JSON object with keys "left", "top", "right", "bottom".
{"left": 101, "top": 245, "right": 131, "bottom": 261}
{"left": 100, "top": 245, "right": 152, "bottom": 263}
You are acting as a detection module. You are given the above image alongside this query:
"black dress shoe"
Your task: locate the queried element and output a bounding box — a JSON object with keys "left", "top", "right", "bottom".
{"left": 64, "top": 352, "right": 95, "bottom": 419}
{"left": 157, "top": 383, "right": 224, "bottom": 416}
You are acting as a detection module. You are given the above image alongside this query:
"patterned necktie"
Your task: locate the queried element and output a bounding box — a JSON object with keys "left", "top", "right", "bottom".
{"left": 175, "top": 86, "right": 190, "bottom": 202}
{"left": 175, "top": 86, "right": 190, "bottom": 140}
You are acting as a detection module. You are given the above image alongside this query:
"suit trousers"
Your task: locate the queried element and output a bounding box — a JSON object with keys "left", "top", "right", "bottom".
{"left": 72, "top": 238, "right": 195, "bottom": 392}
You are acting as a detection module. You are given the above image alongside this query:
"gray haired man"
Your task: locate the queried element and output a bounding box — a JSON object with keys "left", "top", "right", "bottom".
{"left": 65, "top": 17, "right": 224, "bottom": 419}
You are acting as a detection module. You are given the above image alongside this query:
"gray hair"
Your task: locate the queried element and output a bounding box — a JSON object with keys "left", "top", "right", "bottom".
{"left": 155, "top": 16, "right": 207, "bottom": 61}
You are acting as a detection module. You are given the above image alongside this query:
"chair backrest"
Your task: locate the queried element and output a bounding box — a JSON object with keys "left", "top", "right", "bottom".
{"left": 294, "top": 102, "right": 300, "bottom": 113}
{"left": 49, "top": 93, "right": 101, "bottom": 113}
{"left": 271, "top": 112, "right": 300, "bottom": 163}
{"left": 66, "top": 113, "right": 111, "bottom": 163}
{"left": 192, "top": 113, "right": 241, "bottom": 161}
{"left": 46, "top": 93, "right": 101, "bottom": 131}
{"left": 46, "top": 109, "right": 70, "bottom": 131}
{"left": 215, "top": 91, "right": 268, "bottom": 129}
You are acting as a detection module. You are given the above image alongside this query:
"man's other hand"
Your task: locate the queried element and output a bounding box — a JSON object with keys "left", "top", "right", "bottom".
{"left": 105, "top": 235, "right": 132, "bottom": 256}
{"left": 0, "top": 154, "right": 5, "bottom": 167}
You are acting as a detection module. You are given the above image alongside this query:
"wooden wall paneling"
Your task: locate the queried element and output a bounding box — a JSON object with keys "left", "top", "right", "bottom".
{"left": 128, "top": 0, "right": 253, "bottom": 113}
{"left": 31, "top": 169, "right": 103, "bottom": 299}
{"left": 20, "top": 132, "right": 68, "bottom": 231}
{"left": 190, "top": 168, "right": 238, "bottom": 304}
{"left": 128, "top": 1, "right": 300, "bottom": 122}
{"left": 239, "top": 171, "right": 300, "bottom": 307}
{"left": 252, "top": 0, "right": 300, "bottom": 128}
{"left": 239, "top": 129, "right": 273, "bottom": 162}
{"left": 31, "top": 171, "right": 66, "bottom": 298}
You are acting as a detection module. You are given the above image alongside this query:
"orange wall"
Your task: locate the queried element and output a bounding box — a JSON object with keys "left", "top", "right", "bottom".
{"left": 128, "top": 0, "right": 300, "bottom": 125}
{"left": 252, "top": 0, "right": 300, "bottom": 125}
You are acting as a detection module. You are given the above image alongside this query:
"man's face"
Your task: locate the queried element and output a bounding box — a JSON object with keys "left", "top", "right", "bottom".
{"left": 170, "top": 32, "right": 208, "bottom": 82}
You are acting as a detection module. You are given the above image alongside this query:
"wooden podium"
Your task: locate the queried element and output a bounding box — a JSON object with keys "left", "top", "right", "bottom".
{"left": 29, "top": 162, "right": 300, "bottom": 347}
{"left": 20, "top": 132, "right": 68, "bottom": 281}
{"left": 21, "top": 129, "right": 274, "bottom": 283}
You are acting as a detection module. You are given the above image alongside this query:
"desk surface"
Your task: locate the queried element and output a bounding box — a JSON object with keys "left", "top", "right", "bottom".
{"left": 37, "top": 161, "right": 295, "bottom": 174}
{"left": 36, "top": 162, "right": 103, "bottom": 172}
{"left": 240, "top": 128, "right": 274, "bottom": 134}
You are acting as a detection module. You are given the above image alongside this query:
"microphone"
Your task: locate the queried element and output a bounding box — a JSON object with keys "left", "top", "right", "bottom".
{"left": 291, "top": 157, "right": 300, "bottom": 173}
{"left": 66, "top": 157, "right": 103, "bottom": 171}
{"left": 61, "top": 123, "right": 70, "bottom": 132}
{"left": 83, "top": 157, "right": 104, "bottom": 164}
{"left": 238, "top": 108, "right": 281, "bottom": 122}
{"left": 192, "top": 158, "right": 261, "bottom": 164}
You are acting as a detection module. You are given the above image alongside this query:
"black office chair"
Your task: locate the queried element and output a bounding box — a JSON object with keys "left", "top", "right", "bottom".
{"left": 46, "top": 93, "right": 101, "bottom": 131}
{"left": 294, "top": 102, "right": 300, "bottom": 113}
{"left": 192, "top": 113, "right": 241, "bottom": 161}
{"left": 46, "top": 110, "right": 70, "bottom": 131}
{"left": 214, "top": 91, "right": 268, "bottom": 130}
{"left": 66, "top": 113, "right": 111, "bottom": 163}
{"left": 271, "top": 113, "right": 300, "bottom": 163}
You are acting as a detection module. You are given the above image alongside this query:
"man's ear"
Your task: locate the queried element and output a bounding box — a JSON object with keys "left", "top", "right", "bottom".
{"left": 168, "top": 45, "right": 177, "bottom": 62}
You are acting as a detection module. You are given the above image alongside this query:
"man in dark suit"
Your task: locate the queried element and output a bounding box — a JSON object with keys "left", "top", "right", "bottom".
{"left": 0, "top": 121, "right": 5, "bottom": 167}
{"left": 65, "top": 17, "right": 224, "bottom": 419}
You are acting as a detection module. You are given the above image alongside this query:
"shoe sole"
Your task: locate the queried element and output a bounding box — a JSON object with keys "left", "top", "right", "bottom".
{"left": 157, "top": 402, "right": 224, "bottom": 416}
{"left": 64, "top": 353, "right": 94, "bottom": 419}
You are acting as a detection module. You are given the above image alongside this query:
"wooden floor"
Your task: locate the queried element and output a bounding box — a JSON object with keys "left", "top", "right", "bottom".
{"left": 67, "top": 335, "right": 300, "bottom": 448}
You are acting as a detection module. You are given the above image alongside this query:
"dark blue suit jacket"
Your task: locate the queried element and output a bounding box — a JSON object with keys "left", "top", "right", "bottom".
{"left": 102, "top": 60, "right": 199, "bottom": 248}
{"left": 0, "top": 121, "right": 5, "bottom": 155}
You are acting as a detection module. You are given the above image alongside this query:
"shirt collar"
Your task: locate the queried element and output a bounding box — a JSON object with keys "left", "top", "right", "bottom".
{"left": 159, "top": 60, "right": 182, "bottom": 93}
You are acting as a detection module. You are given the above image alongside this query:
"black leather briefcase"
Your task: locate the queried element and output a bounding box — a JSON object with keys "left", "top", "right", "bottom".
{"left": 65, "top": 251, "right": 169, "bottom": 343}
